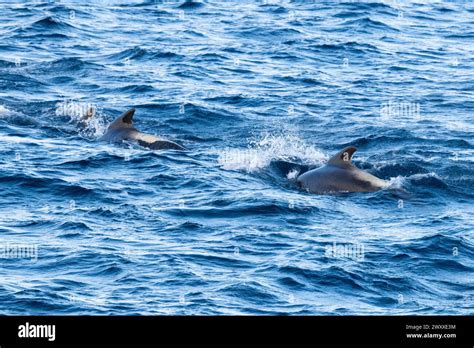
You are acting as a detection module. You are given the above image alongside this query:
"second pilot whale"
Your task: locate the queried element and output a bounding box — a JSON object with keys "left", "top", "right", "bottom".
{"left": 296, "top": 146, "right": 388, "bottom": 194}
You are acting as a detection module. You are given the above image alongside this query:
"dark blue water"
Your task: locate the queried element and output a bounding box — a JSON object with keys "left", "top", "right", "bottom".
{"left": 0, "top": 0, "right": 473, "bottom": 315}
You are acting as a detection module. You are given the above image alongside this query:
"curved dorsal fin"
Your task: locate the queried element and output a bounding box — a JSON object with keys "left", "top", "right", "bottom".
{"left": 109, "top": 108, "right": 135, "bottom": 129}
{"left": 327, "top": 146, "right": 357, "bottom": 167}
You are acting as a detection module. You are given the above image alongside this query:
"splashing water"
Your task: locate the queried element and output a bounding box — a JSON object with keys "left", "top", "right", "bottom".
{"left": 54, "top": 100, "right": 109, "bottom": 139}
{"left": 218, "top": 133, "right": 327, "bottom": 172}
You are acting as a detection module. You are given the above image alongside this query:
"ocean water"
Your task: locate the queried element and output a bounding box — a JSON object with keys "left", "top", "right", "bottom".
{"left": 0, "top": 0, "right": 473, "bottom": 315}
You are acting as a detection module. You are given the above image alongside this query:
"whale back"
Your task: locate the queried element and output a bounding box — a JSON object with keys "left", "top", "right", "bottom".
{"left": 100, "top": 108, "right": 185, "bottom": 150}
{"left": 297, "top": 146, "right": 387, "bottom": 193}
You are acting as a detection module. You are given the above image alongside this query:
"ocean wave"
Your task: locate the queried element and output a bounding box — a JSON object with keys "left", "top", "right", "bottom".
{"left": 0, "top": 174, "right": 99, "bottom": 198}
{"left": 117, "top": 84, "right": 155, "bottom": 93}
{"left": 0, "top": 105, "right": 17, "bottom": 118}
{"left": 43, "top": 57, "right": 103, "bottom": 72}
{"left": 342, "top": 17, "right": 400, "bottom": 33}
{"left": 386, "top": 172, "right": 447, "bottom": 191}
{"left": 31, "top": 16, "right": 74, "bottom": 30}
{"left": 178, "top": 1, "right": 205, "bottom": 10}
{"left": 309, "top": 41, "right": 380, "bottom": 54}
{"left": 220, "top": 282, "right": 280, "bottom": 303}
{"left": 104, "top": 46, "right": 182, "bottom": 63}
{"left": 394, "top": 234, "right": 474, "bottom": 263}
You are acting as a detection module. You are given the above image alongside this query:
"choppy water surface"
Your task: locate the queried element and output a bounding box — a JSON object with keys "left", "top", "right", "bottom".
{"left": 0, "top": 0, "right": 473, "bottom": 315}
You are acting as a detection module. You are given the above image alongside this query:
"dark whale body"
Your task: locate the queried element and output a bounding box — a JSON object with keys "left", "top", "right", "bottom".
{"left": 100, "top": 108, "right": 184, "bottom": 150}
{"left": 297, "top": 146, "right": 387, "bottom": 194}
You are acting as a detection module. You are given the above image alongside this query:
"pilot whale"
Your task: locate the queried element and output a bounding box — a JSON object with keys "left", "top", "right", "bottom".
{"left": 100, "top": 108, "right": 185, "bottom": 150}
{"left": 297, "top": 146, "right": 387, "bottom": 194}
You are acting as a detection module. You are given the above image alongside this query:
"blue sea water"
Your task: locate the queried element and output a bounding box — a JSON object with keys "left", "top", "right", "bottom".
{"left": 0, "top": 0, "right": 473, "bottom": 315}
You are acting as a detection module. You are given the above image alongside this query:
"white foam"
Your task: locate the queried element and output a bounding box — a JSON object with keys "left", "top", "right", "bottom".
{"left": 0, "top": 103, "right": 107, "bottom": 138}
{"left": 54, "top": 101, "right": 108, "bottom": 138}
{"left": 287, "top": 169, "right": 300, "bottom": 180}
{"left": 386, "top": 175, "right": 405, "bottom": 189}
{"left": 0, "top": 135, "right": 50, "bottom": 144}
{"left": 217, "top": 133, "right": 326, "bottom": 172}
{"left": 0, "top": 105, "right": 15, "bottom": 117}
{"left": 386, "top": 172, "right": 441, "bottom": 189}
{"left": 79, "top": 111, "right": 109, "bottom": 139}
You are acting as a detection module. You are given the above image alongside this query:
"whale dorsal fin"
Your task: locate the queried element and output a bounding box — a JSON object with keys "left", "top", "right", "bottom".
{"left": 109, "top": 108, "right": 135, "bottom": 129}
{"left": 328, "top": 146, "right": 357, "bottom": 167}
